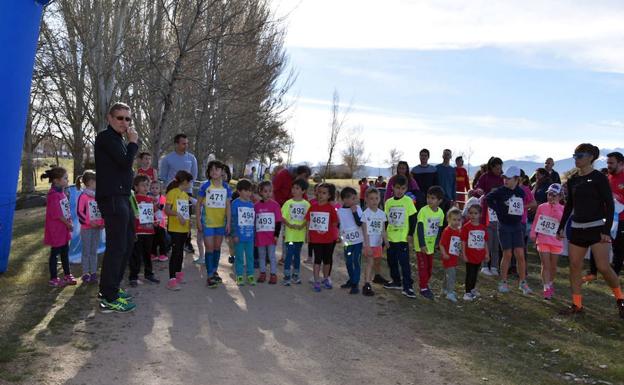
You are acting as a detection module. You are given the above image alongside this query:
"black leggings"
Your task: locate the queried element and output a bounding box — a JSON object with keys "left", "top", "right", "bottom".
{"left": 311, "top": 242, "right": 336, "bottom": 266}
{"left": 49, "top": 244, "right": 70, "bottom": 279}
{"left": 152, "top": 226, "right": 169, "bottom": 256}
{"left": 465, "top": 262, "right": 480, "bottom": 293}
{"left": 169, "top": 232, "right": 187, "bottom": 279}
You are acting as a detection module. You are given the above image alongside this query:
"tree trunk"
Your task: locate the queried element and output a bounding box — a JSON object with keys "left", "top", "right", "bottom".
{"left": 21, "top": 111, "right": 35, "bottom": 193}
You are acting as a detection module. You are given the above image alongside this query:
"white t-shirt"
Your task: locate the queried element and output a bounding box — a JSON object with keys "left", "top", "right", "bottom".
{"left": 362, "top": 207, "right": 387, "bottom": 247}
{"left": 337, "top": 206, "right": 364, "bottom": 245}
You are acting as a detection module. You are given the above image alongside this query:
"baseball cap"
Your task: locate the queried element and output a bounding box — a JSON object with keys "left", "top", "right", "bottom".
{"left": 502, "top": 166, "right": 521, "bottom": 178}
{"left": 547, "top": 183, "right": 562, "bottom": 195}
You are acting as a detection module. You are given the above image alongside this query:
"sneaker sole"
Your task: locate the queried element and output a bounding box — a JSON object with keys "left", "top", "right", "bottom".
{"left": 402, "top": 292, "right": 417, "bottom": 298}
{"left": 383, "top": 286, "right": 402, "bottom": 290}
{"left": 99, "top": 304, "right": 136, "bottom": 313}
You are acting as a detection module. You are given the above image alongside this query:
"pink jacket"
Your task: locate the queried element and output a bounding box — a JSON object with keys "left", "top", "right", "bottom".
{"left": 44, "top": 187, "right": 72, "bottom": 247}
{"left": 530, "top": 202, "right": 564, "bottom": 248}
{"left": 77, "top": 189, "right": 105, "bottom": 229}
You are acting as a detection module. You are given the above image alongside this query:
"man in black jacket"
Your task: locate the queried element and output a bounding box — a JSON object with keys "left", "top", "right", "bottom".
{"left": 95, "top": 102, "right": 138, "bottom": 313}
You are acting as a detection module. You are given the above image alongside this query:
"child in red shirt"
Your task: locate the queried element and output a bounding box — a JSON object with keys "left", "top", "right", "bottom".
{"left": 460, "top": 204, "right": 489, "bottom": 301}
{"left": 439, "top": 208, "right": 463, "bottom": 303}
{"left": 305, "top": 183, "right": 339, "bottom": 292}
{"left": 129, "top": 175, "right": 160, "bottom": 286}
{"left": 137, "top": 152, "right": 157, "bottom": 182}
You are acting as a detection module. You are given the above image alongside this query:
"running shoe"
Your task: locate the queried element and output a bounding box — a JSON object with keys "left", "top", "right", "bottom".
{"left": 100, "top": 297, "right": 136, "bottom": 313}
{"left": 480, "top": 267, "right": 493, "bottom": 276}
{"left": 81, "top": 274, "right": 91, "bottom": 284}
{"left": 446, "top": 292, "right": 458, "bottom": 303}
{"left": 268, "top": 274, "right": 277, "bottom": 284}
{"left": 498, "top": 281, "right": 510, "bottom": 293}
{"left": 212, "top": 273, "right": 222, "bottom": 283}
{"left": 463, "top": 292, "right": 475, "bottom": 301}
{"left": 340, "top": 280, "right": 352, "bottom": 289}
{"left": 89, "top": 273, "right": 98, "bottom": 283}
{"left": 175, "top": 271, "right": 186, "bottom": 284}
{"left": 543, "top": 287, "right": 554, "bottom": 300}
{"left": 118, "top": 288, "right": 133, "bottom": 300}
{"left": 63, "top": 274, "right": 77, "bottom": 286}
{"left": 158, "top": 255, "right": 168, "bottom": 262}
{"left": 184, "top": 243, "right": 195, "bottom": 253}
{"left": 372, "top": 274, "right": 389, "bottom": 285}
{"left": 282, "top": 276, "right": 291, "bottom": 286}
{"left": 559, "top": 304, "right": 584, "bottom": 316}
{"left": 362, "top": 283, "right": 374, "bottom": 296}
{"left": 292, "top": 274, "right": 302, "bottom": 284}
{"left": 582, "top": 274, "right": 597, "bottom": 283}
{"left": 206, "top": 278, "right": 217, "bottom": 288}
{"left": 48, "top": 278, "right": 65, "bottom": 288}
{"left": 471, "top": 288, "right": 481, "bottom": 298}
{"left": 402, "top": 288, "right": 417, "bottom": 298}
{"left": 236, "top": 276, "right": 245, "bottom": 286}
{"left": 257, "top": 272, "right": 267, "bottom": 283}
{"left": 313, "top": 282, "right": 321, "bottom": 292}
{"left": 145, "top": 275, "right": 160, "bottom": 284}
{"left": 490, "top": 267, "right": 500, "bottom": 276}
{"left": 349, "top": 286, "right": 359, "bottom": 295}
{"left": 247, "top": 276, "right": 257, "bottom": 286}
{"left": 383, "top": 281, "right": 402, "bottom": 290}
{"left": 150, "top": 254, "right": 158, "bottom": 261}
{"left": 323, "top": 278, "right": 333, "bottom": 289}
{"left": 166, "top": 278, "right": 180, "bottom": 291}
{"left": 420, "top": 288, "right": 434, "bottom": 300}
{"left": 519, "top": 280, "right": 533, "bottom": 295}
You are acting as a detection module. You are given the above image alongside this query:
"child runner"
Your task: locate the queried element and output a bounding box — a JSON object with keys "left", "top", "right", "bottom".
{"left": 129, "top": 175, "right": 160, "bottom": 287}
{"left": 439, "top": 207, "right": 463, "bottom": 302}
{"left": 197, "top": 160, "right": 232, "bottom": 287}
{"left": 76, "top": 170, "right": 103, "bottom": 284}
{"left": 415, "top": 186, "right": 445, "bottom": 300}
{"left": 254, "top": 181, "right": 283, "bottom": 284}
{"left": 281, "top": 179, "right": 311, "bottom": 285}
{"left": 42, "top": 167, "right": 76, "bottom": 287}
{"left": 231, "top": 179, "right": 256, "bottom": 286}
{"left": 486, "top": 166, "right": 532, "bottom": 295}
{"left": 306, "top": 183, "right": 339, "bottom": 292}
{"left": 149, "top": 180, "right": 169, "bottom": 262}
{"left": 361, "top": 187, "right": 388, "bottom": 296}
{"left": 461, "top": 204, "right": 489, "bottom": 301}
{"left": 530, "top": 183, "right": 564, "bottom": 299}
{"left": 165, "top": 170, "right": 193, "bottom": 291}
{"left": 383, "top": 175, "right": 418, "bottom": 298}
{"left": 337, "top": 187, "right": 364, "bottom": 294}
{"left": 137, "top": 151, "right": 157, "bottom": 182}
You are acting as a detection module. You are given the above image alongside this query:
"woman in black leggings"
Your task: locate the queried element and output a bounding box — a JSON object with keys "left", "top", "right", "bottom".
{"left": 557, "top": 143, "right": 624, "bottom": 318}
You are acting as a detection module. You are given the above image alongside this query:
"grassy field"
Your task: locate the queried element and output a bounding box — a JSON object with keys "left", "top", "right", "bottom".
{"left": 0, "top": 207, "right": 623, "bottom": 384}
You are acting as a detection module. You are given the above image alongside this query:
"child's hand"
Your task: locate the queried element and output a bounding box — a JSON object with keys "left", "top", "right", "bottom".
{"left": 364, "top": 246, "right": 372, "bottom": 258}
{"left": 351, "top": 205, "right": 358, "bottom": 213}
{"left": 67, "top": 223, "right": 74, "bottom": 231}
{"left": 178, "top": 214, "right": 186, "bottom": 225}
{"left": 485, "top": 256, "right": 490, "bottom": 262}
{"left": 442, "top": 253, "right": 449, "bottom": 260}
{"left": 556, "top": 230, "right": 565, "bottom": 240}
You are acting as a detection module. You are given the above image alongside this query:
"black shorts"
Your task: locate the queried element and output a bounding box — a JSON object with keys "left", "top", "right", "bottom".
{"left": 569, "top": 226, "right": 603, "bottom": 248}
{"left": 310, "top": 243, "right": 336, "bottom": 265}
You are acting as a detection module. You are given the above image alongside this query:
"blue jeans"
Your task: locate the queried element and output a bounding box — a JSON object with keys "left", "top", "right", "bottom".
{"left": 258, "top": 244, "right": 277, "bottom": 274}
{"left": 284, "top": 242, "right": 303, "bottom": 277}
{"left": 344, "top": 243, "right": 363, "bottom": 285}
{"left": 235, "top": 240, "right": 254, "bottom": 277}
{"left": 387, "top": 242, "right": 413, "bottom": 291}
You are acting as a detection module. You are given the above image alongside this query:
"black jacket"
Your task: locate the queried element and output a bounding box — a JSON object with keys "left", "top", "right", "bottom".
{"left": 94, "top": 125, "right": 138, "bottom": 199}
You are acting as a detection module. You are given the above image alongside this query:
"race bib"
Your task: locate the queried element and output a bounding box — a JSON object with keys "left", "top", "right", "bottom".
{"left": 138, "top": 202, "right": 154, "bottom": 225}
{"left": 426, "top": 217, "right": 440, "bottom": 237}
{"left": 367, "top": 218, "right": 383, "bottom": 235}
{"left": 88, "top": 201, "right": 101, "bottom": 221}
{"left": 256, "top": 212, "right": 275, "bottom": 232}
{"left": 309, "top": 212, "right": 329, "bottom": 232}
{"left": 468, "top": 230, "right": 486, "bottom": 249}
{"left": 59, "top": 198, "right": 71, "bottom": 220}
{"left": 206, "top": 188, "right": 227, "bottom": 208}
{"left": 508, "top": 197, "right": 523, "bottom": 216}
{"left": 449, "top": 236, "right": 462, "bottom": 256}
{"left": 289, "top": 203, "right": 307, "bottom": 222}
{"left": 388, "top": 207, "right": 406, "bottom": 227}
{"left": 488, "top": 208, "right": 498, "bottom": 222}
{"left": 535, "top": 215, "right": 559, "bottom": 236}
{"left": 343, "top": 227, "right": 362, "bottom": 244}
{"left": 238, "top": 207, "right": 255, "bottom": 227}
{"left": 177, "top": 199, "right": 190, "bottom": 220}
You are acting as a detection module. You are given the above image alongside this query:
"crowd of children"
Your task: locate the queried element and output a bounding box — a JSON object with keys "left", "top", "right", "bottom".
{"left": 40, "top": 148, "right": 624, "bottom": 319}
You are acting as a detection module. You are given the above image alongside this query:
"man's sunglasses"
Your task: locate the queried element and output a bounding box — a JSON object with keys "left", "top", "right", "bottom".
{"left": 115, "top": 116, "right": 132, "bottom": 122}
{"left": 573, "top": 152, "right": 592, "bottom": 159}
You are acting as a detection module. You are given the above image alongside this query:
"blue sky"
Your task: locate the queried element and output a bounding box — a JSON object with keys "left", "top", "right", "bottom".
{"left": 273, "top": 0, "right": 624, "bottom": 167}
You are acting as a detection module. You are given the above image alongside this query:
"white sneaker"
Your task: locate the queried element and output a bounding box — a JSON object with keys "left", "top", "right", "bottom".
{"left": 471, "top": 288, "right": 481, "bottom": 298}
{"left": 463, "top": 293, "right": 475, "bottom": 301}
{"left": 480, "top": 267, "right": 493, "bottom": 276}
{"left": 446, "top": 292, "right": 458, "bottom": 303}
{"left": 490, "top": 267, "right": 499, "bottom": 276}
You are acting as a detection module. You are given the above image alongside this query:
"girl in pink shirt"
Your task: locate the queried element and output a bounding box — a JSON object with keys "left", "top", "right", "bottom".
{"left": 530, "top": 183, "right": 564, "bottom": 299}
{"left": 76, "top": 170, "right": 104, "bottom": 284}
{"left": 254, "top": 181, "right": 283, "bottom": 284}
{"left": 42, "top": 167, "right": 75, "bottom": 287}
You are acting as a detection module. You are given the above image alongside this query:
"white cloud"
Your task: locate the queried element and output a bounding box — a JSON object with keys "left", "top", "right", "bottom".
{"left": 272, "top": 0, "right": 624, "bottom": 72}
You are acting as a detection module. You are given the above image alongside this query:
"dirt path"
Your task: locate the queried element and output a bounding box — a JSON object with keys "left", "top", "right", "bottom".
{"left": 26, "top": 245, "right": 476, "bottom": 385}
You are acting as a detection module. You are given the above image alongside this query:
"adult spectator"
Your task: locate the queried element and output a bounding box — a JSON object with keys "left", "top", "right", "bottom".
{"left": 375, "top": 176, "right": 387, "bottom": 188}
{"left": 531, "top": 157, "right": 561, "bottom": 185}
{"left": 384, "top": 161, "right": 420, "bottom": 202}
{"left": 532, "top": 168, "right": 552, "bottom": 205}
{"left": 607, "top": 151, "right": 624, "bottom": 275}
{"left": 436, "top": 149, "right": 456, "bottom": 204}
{"left": 272, "top": 165, "right": 312, "bottom": 206}
{"left": 159, "top": 134, "right": 198, "bottom": 253}
{"left": 411, "top": 149, "right": 438, "bottom": 200}
{"left": 455, "top": 156, "right": 470, "bottom": 208}
{"left": 246, "top": 166, "right": 258, "bottom": 182}
{"left": 95, "top": 102, "right": 138, "bottom": 313}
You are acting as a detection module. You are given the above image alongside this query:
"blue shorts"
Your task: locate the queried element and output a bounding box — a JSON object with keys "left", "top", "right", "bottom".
{"left": 203, "top": 227, "right": 226, "bottom": 237}
{"left": 498, "top": 222, "right": 525, "bottom": 250}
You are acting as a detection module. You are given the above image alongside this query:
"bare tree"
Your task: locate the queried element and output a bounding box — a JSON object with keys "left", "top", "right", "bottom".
{"left": 341, "top": 126, "right": 369, "bottom": 179}
{"left": 323, "top": 90, "right": 349, "bottom": 180}
{"left": 387, "top": 147, "right": 403, "bottom": 175}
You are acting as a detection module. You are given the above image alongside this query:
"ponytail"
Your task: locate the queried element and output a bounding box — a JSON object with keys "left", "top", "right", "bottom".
{"left": 40, "top": 167, "right": 67, "bottom": 184}
{"left": 75, "top": 170, "right": 96, "bottom": 190}
{"left": 166, "top": 170, "right": 193, "bottom": 193}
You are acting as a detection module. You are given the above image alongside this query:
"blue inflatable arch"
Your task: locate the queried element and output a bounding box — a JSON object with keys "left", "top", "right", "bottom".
{"left": 0, "top": 0, "right": 50, "bottom": 272}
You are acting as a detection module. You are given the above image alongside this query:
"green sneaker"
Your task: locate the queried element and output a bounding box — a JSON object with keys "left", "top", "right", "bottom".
{"left": 236, "top": 276, "right": 245, "bottom": 286}
{"left": 247, "top": 275, "right": 257, "bottom": 286}
{"left": 100, "top": 297, "right": 136, "bottom": 313}
{"left": 118, "top": 288, "right": 133, "bottom": 301}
